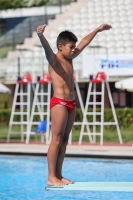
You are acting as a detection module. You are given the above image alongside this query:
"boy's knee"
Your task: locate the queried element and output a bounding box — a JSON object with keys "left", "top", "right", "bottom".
{"left": 52, "top": 135, "right": 62, "bottom": 146}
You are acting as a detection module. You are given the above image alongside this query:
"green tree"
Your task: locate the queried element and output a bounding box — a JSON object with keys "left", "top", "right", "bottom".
{"left": 0, "top": 0, "right": 49, "bottom": 10}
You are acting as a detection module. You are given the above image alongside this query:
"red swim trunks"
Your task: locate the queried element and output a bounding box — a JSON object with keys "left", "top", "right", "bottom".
{"left": 50, "top": 96, "right": 76, "bottom": 111}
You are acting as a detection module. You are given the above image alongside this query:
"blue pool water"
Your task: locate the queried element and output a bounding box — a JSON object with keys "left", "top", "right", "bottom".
{"left": 0, "top": 155, "right": 133, "bottom": 200}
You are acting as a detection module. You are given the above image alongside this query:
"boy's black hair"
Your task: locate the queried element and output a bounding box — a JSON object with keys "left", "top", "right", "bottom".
{"left": 57, "top": 30, "right": 78, "bottom": 49}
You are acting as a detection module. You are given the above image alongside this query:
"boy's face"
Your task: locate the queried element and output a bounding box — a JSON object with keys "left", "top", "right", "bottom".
{"left": 58, "top": 41, "right": 76, "bottom": 59}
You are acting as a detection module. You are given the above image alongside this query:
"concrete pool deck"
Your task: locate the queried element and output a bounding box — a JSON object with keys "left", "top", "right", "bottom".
{"left": 0, "top": 142, "right": 133, "bottom": 159}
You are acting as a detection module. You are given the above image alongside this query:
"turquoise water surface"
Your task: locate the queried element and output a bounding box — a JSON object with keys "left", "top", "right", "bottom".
{"left": 0, "top": 155, "right": 133, "bottom": 200}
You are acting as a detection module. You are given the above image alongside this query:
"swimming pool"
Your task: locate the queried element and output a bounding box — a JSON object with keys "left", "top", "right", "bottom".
{"left": 0, "top": 155, "right": 133, "bottom": 200}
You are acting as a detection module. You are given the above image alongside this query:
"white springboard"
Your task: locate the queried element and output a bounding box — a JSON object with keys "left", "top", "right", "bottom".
{"left": 45, "top": 182, "right": 133, "bottom": 191}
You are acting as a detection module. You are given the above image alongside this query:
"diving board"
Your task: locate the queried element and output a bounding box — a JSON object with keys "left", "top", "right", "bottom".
{"left": 45, "top": 182, "right": 133, "bottom": 192}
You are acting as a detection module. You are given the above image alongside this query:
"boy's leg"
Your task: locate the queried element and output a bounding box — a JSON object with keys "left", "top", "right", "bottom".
{"left": 47, "top": 104, "right": 68, "bottom": 186}
{"left": 56, "top": 107, "right": 76, "bottom": 183}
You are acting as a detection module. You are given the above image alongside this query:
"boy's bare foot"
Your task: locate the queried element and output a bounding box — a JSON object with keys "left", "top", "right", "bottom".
{"left": 47, "top": 177, "right": 68, "bottom": 186}
{"left": 61, "top": 177, "right": 75, "bottom": 184}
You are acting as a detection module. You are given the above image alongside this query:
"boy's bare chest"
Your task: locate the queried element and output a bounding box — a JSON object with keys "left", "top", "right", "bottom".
{"left": 58, "top": 60, "right": 73, "bottom": 77}
{"left": 49, "top": 59, "right": 74, "bottom": 81}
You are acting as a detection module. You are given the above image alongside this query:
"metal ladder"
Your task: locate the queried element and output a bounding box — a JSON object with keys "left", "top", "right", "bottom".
{"left": 26, "top": 74, "right": 51, "bottom": 144}
{"left": 79, "top": 72, "right": 123, "bottom": 145}
{"left": 7, "top": 74, "right": 32, "bottom": 142}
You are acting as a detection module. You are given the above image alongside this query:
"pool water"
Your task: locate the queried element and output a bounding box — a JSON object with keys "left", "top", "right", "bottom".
{"left": 0, "top": 155, "right": 133, "bottom": 200}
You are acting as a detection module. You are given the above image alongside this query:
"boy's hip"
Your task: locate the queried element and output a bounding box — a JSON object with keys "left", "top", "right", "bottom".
{"left": 50, "top": 96, "right": 76, "bottom": 111}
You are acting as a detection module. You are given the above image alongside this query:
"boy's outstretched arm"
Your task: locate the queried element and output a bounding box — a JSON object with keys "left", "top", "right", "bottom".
{"left": 73, "top": 24, "right": 112, "bottom": 58}
{"left": 37, "top": 24, "right": 57, "bottom": 66}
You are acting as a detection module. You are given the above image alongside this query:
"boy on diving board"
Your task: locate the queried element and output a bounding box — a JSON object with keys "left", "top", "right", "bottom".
{"left": 37, "top": 23, "right": 112, "bottom": 186}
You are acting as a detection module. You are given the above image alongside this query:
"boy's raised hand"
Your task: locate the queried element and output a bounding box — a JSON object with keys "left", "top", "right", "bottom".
{"left": 97, "top": 24, "right": 112, "bottom": 32}
{"left": 37, "top": 24, "right": 46, "bottom": 37}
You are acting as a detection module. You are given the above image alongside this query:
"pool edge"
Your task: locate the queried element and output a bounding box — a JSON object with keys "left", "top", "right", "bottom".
{"left": 0, "top": 151, "right": 133, "bottom": 160}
